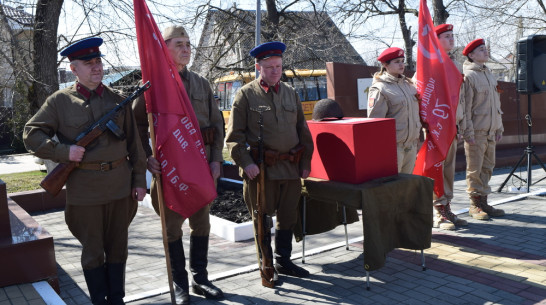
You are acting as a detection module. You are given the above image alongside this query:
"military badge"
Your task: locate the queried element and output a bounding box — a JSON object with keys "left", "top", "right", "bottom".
{"left": 368, "top": 97, "right": 375, "bottom": 108}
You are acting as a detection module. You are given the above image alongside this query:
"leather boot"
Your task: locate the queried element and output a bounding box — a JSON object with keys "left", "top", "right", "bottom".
{"left": 433, "top": 205, "right": 456, "bottom": 230}
{"left": 480, "top": 195, "right": 505, "bottom": 217}
{"left": 190, "top": 236, "right": 224, "bottom": 299}
{"left": 168, "top": 239, "right": 190, "bottom": 305}
{"left": 83, "top": 265, "right": 108, "bottom": 305}
{"left": 469, "top": 195, "right": 489, "bottom": 220}
{"left": 274, "top": 230, "right": 309, "bottom": 278}
{"left": 444, "top": 202, "right": 468, "bottom": 226}
{"left": 106, "top": 263, "right": 126, "bottom": 305}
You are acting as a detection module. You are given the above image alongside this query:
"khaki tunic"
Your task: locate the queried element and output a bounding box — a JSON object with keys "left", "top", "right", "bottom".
{"left": 367, "top": 72, "right": 421, "bottom": 174}
{"left": 23, "top": 83, "right": 147, "bottom": 204}
{"left": 461, "top": 61, "right": 504, "bottom": 195}
{"left": 133, "top": 67, "right": 224, "bottom": 240}
{"left": 23, "top": 82, "right": 146, "bottom": 269}
{"left": 225, "top": 78, "right": 313, "bottom": 230}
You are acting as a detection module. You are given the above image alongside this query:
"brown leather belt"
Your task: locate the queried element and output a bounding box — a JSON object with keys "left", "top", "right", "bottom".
{"left": 78, "top": 157, "right": 127, "bottom": 171}
{"left": 278, "top": 153, "right": 294, "bottom": 162}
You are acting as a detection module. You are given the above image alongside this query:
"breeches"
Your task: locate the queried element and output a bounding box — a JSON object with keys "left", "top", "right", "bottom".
{"left": 465, "top": 134, "right": 496, "bottom": 196}
{"left": 243, "top": 178, "right": 301, "bottom": 231}
{"left": 65, "top": 196, "right": 137, "bottom": 270}
{"left": 151, "top": 178, "right": 211, "bottom": 242}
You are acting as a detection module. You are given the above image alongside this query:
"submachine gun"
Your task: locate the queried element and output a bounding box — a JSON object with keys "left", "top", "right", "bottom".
{"left": 40, "top": 81, "right": 151, "bottom": 196}
{"left": 250, "top": 105, "right": 275, "bottom": 288}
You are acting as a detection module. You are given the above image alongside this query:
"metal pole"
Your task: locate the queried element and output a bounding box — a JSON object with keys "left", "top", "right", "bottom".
{"left": 255, "top": 0, "right": 261, "bottom": 79}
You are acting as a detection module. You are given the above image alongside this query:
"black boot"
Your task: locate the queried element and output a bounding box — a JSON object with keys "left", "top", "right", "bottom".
{"left": 106, "top": 263, "right": 126, "bottom": 305}
{"left": 168, "top": 239, "right": 190, "bottom": 305}
{"left": 190, "top": 236, "right": 224, "bottom": 299}
{"left": 83, "top": 265, "right": 108, "bottom": 305}
{"left": 274, "top": 230, "right": 309, "bottom": 278}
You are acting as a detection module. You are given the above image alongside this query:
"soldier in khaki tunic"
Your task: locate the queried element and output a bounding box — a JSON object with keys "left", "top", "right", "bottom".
{"left": 461, "top": 39, "right": 505, "bottom": 220}
{"left": 23, "top": 37, "right": 147, "bottom": 305}
{"left": 225, "top": 41, "right": 314, "bottom": 283}
{"left": 431, "top": 24, "right": 468, "bottom": 230}
{"left": 132, "top": 26, "right": 224, "bottom": 305}
{"left": 368, "top": 47, "right": 421, "bottom": 174}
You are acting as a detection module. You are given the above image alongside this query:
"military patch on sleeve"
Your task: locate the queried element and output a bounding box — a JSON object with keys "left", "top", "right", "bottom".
{"left": 368, "top": 97, "right": 375, "bottom": 108}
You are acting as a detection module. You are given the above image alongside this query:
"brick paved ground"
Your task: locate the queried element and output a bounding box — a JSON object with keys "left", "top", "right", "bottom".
{"left": 2, "top": 165, "right": 546, "bottom": 304}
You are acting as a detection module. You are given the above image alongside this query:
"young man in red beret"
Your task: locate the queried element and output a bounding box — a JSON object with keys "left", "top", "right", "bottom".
{"left": 431, "top": 24, "right": 468, "bottom": 230}
{"left": 461, "top": 39, "right": 505, "bottom": 220}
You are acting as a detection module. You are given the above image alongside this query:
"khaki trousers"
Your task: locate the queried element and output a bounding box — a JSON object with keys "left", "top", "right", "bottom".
{"left": 243, "top": 178, "right": 301, "bottom": 231}
{"left": 433, "top": 138, "right": 457, "bottom": 206}
{"left": 151, "top": 178, "right": 211, "bottom": 242}
{"left": 65, "top": 196, "right": 137, "bottom": 269}
{"left": 397, "top": 142, "right": 418, "bottom": 174}
{"left": 465, "top": 134, "right": 496, "bottom": 196}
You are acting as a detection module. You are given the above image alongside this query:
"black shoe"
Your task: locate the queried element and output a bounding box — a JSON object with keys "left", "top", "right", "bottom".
{"left": 192, "top": 280, "right": 224, "bottom": 299}
{"left": 275, "top": 260, "right": 310, "bottom": 278}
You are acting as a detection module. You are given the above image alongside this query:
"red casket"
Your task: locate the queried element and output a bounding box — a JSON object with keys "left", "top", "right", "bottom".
{"left": 308, "top": 117, "right": 398, "bottom": 184}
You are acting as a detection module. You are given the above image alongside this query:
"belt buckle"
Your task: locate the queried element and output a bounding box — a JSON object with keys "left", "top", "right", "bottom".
{"left": 100, "top": 162, "right": 110, "bottom": 171}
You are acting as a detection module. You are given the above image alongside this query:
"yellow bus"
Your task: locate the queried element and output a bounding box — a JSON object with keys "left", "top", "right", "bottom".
{"left": 214, "top": 69, "right": 328, "bottom": 124}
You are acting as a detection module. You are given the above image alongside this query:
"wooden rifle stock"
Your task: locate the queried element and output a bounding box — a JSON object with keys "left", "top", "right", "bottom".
{"left": 39, "top": 81, "right": 151, "bottom": 196}
{"left": 256, "top": 161, "right": 275, "bottom": 288}
{"left": 40, "top": 127, "right": 103, "bottom": 196}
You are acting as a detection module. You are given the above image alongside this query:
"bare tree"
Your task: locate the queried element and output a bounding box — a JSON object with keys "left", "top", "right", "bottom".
{"left": 333, "top": 0, "right": 418, "bottom": 70}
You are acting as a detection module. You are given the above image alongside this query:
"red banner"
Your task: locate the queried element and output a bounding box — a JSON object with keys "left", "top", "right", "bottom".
{"left": 413, "top": 0, "right": 463, "bottom": 198}
{"left": 134, "top": 0, "right": 217, "bottom": 218}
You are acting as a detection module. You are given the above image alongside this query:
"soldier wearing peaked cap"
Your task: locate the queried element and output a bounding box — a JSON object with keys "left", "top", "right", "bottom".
{"left": 132, "top": 25, "right": 225, "bottom": 305}
{"left": 367, "top": 47, "right": 421, "bottom": 174}
{"left": 460, "top": 38, "right": 505, "bottom": 220}
{"left": 23, "top": 37, "right": 147, "bottom": 305}
{"left": 430, "top": 24, "right": 469, "bottom": 231}
{"left": 225, "top": 41, "right": 314, "bottom": 285}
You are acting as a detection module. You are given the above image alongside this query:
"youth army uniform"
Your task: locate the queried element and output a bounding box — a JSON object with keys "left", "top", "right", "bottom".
{"left": 226, "top": 77, "right": 314, "bottom": 279}
{"left": 133, "top": 66, "right": 224, "bottom": 299}
{"left": 461, "top": 60, "right": 505, "bottom": 219}
{"left": 24, "top": 82, "right": 147, "bottom": 304}
{"left": 367, "top": 72, "right": 421, "bottom": 174}
{"left": 432, "top": 53, "right": 468, "bottom": 229}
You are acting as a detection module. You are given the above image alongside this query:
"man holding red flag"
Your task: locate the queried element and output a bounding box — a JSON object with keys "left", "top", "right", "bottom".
{"left": 430, "top": 24, "right": 468, "bottom": 230}
{"left": 413, "top": 0, "right": 463, "bottom": 229}
{"left": 133, "top": 25, "right": 224, "bottom": 304}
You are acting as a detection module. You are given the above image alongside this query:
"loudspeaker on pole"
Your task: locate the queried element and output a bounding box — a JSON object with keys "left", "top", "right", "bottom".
{"left": 517, "top": 35, "right": 546, "bottom": 94}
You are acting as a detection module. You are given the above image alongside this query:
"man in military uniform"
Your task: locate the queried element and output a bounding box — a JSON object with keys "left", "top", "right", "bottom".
{"left": 132, "top": 25, "right": 224, "bottom": 305}
{"left": 225, "top": 41, "right": 314, "bottom": 286}
{"left": 23, "top": 37, "right": 147, "bottom": 305}
{"left": 461, "top": 39, "right": 505, "bottom": 220}
{"left": 431, "top": 24, "right": 468, "bottom": 230}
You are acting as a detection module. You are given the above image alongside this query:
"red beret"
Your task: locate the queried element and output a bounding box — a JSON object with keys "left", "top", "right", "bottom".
{"left": 377, "top": 47, "right": 404, "bottom": 63}
{"left": 463, "top": 38, "right": 485, "bottom": 56}
{"left": 435, "top": 24, "right": 453, "bottom": 36}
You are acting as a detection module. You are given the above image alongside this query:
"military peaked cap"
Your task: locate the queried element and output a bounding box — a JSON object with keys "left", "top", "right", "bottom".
{"left": 250, "top": 41, "right": 286, "bottom": 60}
{"left": 60, "top": 37, "right": 104, "bottom": 61}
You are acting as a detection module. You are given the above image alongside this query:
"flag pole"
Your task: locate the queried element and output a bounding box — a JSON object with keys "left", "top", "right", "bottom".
{"left": 147, "top": 112, "right": 176, "bottom": 304}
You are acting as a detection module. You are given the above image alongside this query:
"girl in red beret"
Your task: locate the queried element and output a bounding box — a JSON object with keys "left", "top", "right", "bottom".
{"left": 367, "top": 47, "right": 421, "bottom": 174}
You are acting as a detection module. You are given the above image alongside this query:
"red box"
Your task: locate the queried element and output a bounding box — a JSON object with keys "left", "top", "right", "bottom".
{"left": 308, "top": 117, "right": 398, "bottom": 184}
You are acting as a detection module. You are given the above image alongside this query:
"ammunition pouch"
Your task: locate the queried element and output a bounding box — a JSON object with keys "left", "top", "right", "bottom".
{"left": 201, "top": 126, "right": 216, "bottom": 145}
{"left": 250, "top": 144, "right": 305, "bottom": 167}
